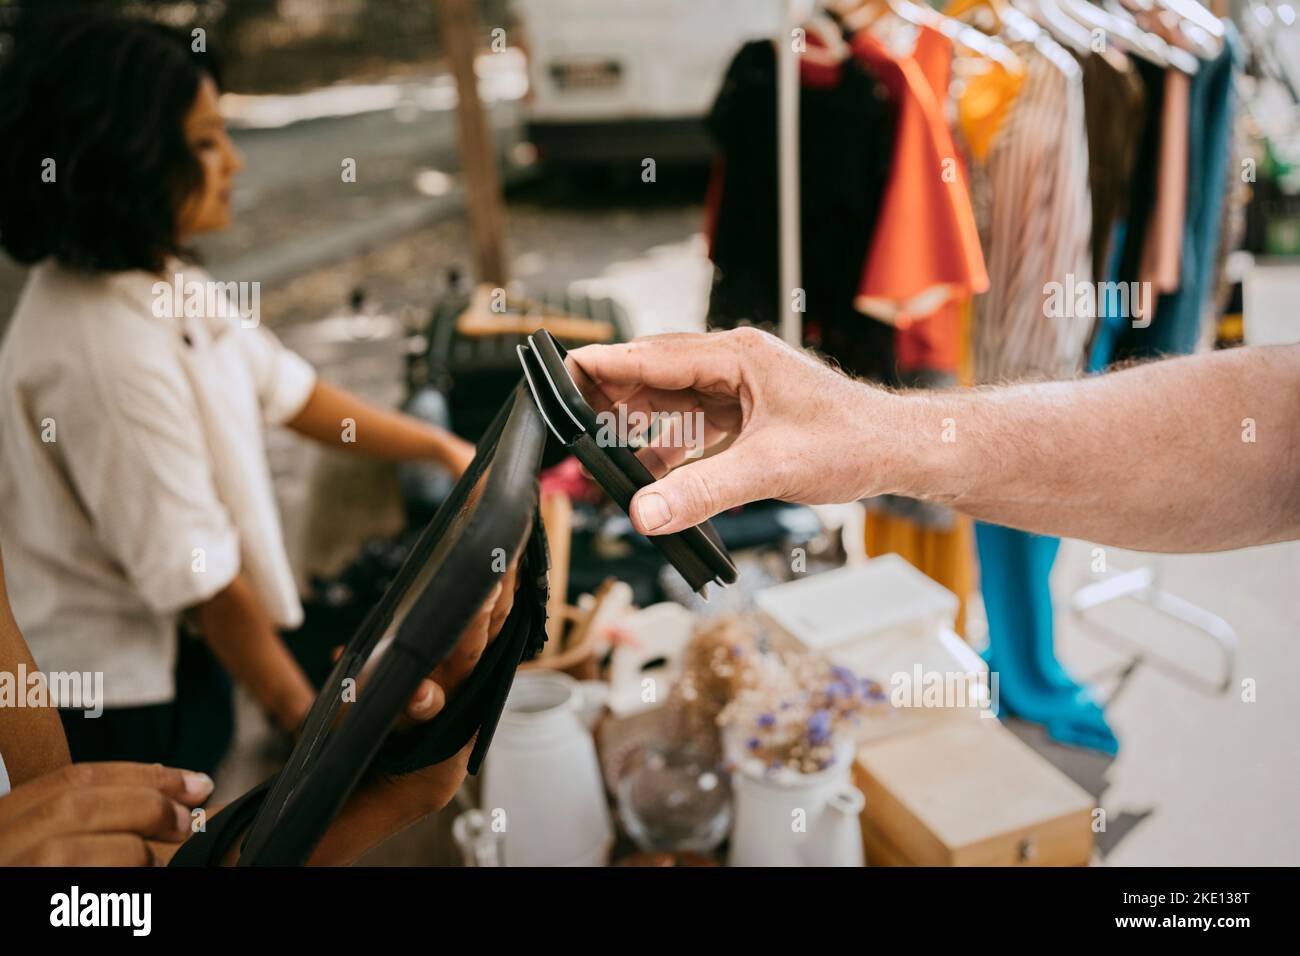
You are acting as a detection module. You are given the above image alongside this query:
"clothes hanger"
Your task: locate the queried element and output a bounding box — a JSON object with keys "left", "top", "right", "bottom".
{"left": 1159, "top": 0, "right": 1226, "bottom": 41}
{"left": 858, "top": 0, "right": 1024, "bottom": 70}
{"left": 1107, "top": 0, "right": 1201, "bottom": 72}
{"left": 1058, "top": 0, "right": 1172, "bottom": 67}
{"left": 1018, "top": 0, "right": 1097, "bottom": 54}
{"left": 1117, "top": 0, "right": 1223, "bottom": 59}
{"left": 803, "top": 11, "right": 853, "bottom": 64}
{"left": 1161, "top": 2, "right": 1224, "bottom": 60}
{"left": 946, "top": 0, "right": 1047, "bottom": 47}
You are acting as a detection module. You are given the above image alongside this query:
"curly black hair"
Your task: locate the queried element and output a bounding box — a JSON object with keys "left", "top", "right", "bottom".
{"left": 0, "top": 9, "right": 222, "bottom": 273}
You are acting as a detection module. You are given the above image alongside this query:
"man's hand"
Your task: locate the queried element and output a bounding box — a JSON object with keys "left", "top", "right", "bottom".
{"left": 570, "top": 327, "right": 896, "bottom": 535}
{"left": 574, "top": 330, "right": 1300, "bottom": 555}
{"left": 0, "top": 762, "right": 214, "bottom": 866}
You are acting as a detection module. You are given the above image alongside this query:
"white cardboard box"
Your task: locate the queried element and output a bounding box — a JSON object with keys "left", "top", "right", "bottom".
{"left": 757, "top": 555, "right": 990, "bottom": 738}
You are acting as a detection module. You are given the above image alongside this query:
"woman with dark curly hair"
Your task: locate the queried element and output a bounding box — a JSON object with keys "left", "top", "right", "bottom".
{"left": 0, "top": 11, "right": 476, "bottom": 776}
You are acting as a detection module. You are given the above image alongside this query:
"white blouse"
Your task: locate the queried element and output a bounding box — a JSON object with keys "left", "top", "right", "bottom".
{"left": 0, "top": 260, "right": 316, "bottom": 707}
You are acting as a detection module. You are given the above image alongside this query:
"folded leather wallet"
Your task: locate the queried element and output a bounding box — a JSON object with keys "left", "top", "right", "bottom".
{"left": 517, "top": 329, "right": 737, "bottom": 595}
{"left": 172, "top": 346, "right": 736, "bottom": 866}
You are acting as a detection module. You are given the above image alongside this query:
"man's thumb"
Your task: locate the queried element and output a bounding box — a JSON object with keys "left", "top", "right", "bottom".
{"left": 629, "top": 452, "right": 756, "bottom": 535}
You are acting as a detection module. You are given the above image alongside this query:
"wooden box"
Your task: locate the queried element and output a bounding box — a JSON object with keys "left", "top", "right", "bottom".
{"left": 854, "top": 720, "right": 1095, "bottom": 866}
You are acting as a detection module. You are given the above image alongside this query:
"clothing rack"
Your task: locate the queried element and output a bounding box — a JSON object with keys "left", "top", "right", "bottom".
{"left": 771, "top": 1, "right": 1237, "bottom": 695}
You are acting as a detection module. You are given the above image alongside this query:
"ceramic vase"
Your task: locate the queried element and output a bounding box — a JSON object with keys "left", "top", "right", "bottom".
{"left": 481, "top": 671, "right": 613, "bottom": 866}
{"left": 728, "top": 741, "right": 866, "bottom": 867}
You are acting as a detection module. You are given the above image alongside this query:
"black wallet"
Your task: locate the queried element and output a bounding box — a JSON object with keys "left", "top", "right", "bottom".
{"left": 517, "top": 329, "right": 737, "bottom": 594}
{"left": 171, "top": 342, "right": 736, "bottom": 866}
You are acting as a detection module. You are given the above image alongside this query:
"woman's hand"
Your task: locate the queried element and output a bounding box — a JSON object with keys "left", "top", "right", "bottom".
{"left": 0, "top": 762, "right": 214, "bottom": 866}
{"left": 300, "top": 557, "right": 522, "bottom": 865}
{"left": 392, "top": 559, "right": 519, "bottom": 730}
{"left": 387, "top": 558, "right": 519, "bottom": 809}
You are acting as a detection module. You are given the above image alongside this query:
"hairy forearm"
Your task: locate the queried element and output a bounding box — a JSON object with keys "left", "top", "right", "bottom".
{"left": 192, "top": 574, "right": 314, "bottom": 734}
{"left": 876, "top": 346, "right": 1300, "bottom": 552}
{"left": 287, "top": 380, "right": 468, "bottom": 467}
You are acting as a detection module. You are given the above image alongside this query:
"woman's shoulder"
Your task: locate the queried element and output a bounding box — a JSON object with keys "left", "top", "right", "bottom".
{"left": 4, "top": 261, "right": 191, "bottom": 390}
{"left": 12, "top": 260, "right": 184, "bottom": 344}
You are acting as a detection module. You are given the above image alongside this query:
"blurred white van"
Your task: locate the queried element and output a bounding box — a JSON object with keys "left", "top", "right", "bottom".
{"left": 510, "top": 0, "right": 784, "bottom": 164}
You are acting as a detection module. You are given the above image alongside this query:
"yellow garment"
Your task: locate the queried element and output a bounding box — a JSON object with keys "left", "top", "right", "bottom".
{"left": 865, "top": 510, "right": 974, "bottom": 638}
{"left": 957, "top": 58, "right": 1023, "bottom": 162}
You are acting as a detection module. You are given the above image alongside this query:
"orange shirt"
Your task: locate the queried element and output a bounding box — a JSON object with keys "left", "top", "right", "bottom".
{"left": 851, "top": 25, "right": 987, "bottom": 374}
{"left": 851, "top": 25, "right": 988, "bottom": 326}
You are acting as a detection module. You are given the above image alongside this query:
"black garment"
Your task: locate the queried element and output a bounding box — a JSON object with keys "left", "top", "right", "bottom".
{"left": 706, "top": 39, "right": 899, "bottom": 383}
{"left": 1110, "top": 58, "right": 1167, "bottom": 364}
{"left": 59, "top": 631, "right": 235, "bottom": 777}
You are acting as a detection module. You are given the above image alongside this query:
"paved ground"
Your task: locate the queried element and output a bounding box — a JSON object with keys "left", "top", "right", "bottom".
{"left": 1044, "top": 539, "right": 1300, "bottom": 866}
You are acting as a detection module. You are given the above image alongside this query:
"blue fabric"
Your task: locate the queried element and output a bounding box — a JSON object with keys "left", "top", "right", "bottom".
{"left": 1089, "top": 218, "right": 1130, "bottom": 371}
{"left": 989, "top": 35, "right": 1242, "bottom": 757}
{"left": 975, "top": 522, "right": 1119, "bottom": 755}
{"left": 1117, "top": 26, "right": 1241, "bottom": 358}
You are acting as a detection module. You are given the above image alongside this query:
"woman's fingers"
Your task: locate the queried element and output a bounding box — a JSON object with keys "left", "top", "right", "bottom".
{"left": 9, "top": 834, "right": 162, "bottom": 867}
{"left": 0, "top": 784, "right": 193, "bottom": 865}
{"left": 400, "top": 678, "right": 447, "bottom": 724}
{"left": 0, "top": 761, "right": 211, "bottom": 824}
{"left": 428, "top": 580, "right": 502, "bottom": 694}
{"left": 397, "top": 557, "right": 519, "bottom": 727}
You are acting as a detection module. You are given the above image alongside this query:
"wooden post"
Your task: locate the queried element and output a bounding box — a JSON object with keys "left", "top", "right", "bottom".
{"left": 438, "top": 0, "right": 509, "bottom": 285}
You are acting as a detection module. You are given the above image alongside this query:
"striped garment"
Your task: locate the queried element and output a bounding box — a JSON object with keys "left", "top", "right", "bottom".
{"left": 968, "top": 33, "right": 1094, "bottom": 384}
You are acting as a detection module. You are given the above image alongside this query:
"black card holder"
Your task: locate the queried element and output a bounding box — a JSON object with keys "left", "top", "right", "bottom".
{"left": 517, "top": 329, "right": 737, "bottom": 595}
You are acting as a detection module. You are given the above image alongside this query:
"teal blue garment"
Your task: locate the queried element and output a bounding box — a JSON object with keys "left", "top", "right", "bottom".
{"left": 1088, "top": 218, "right": 1130, "bottom": 371}
{"left": 975, "top": 523, "right": 1120, "bottom": 755}
{"left": 1116, "top": 26, "right": 1241, "bottom": 358}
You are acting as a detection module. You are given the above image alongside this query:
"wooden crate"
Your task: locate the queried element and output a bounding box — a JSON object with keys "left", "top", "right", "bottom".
{"left": 854, "top": 719, "right": 1095, "bottom": 866}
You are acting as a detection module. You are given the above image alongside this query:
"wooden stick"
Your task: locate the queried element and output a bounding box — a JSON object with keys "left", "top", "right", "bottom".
{"left": 538, "top": 491, "right": 572, "bottom": 654}
{"left": 437, "top": 0, "right": 509, "bottom": 285}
